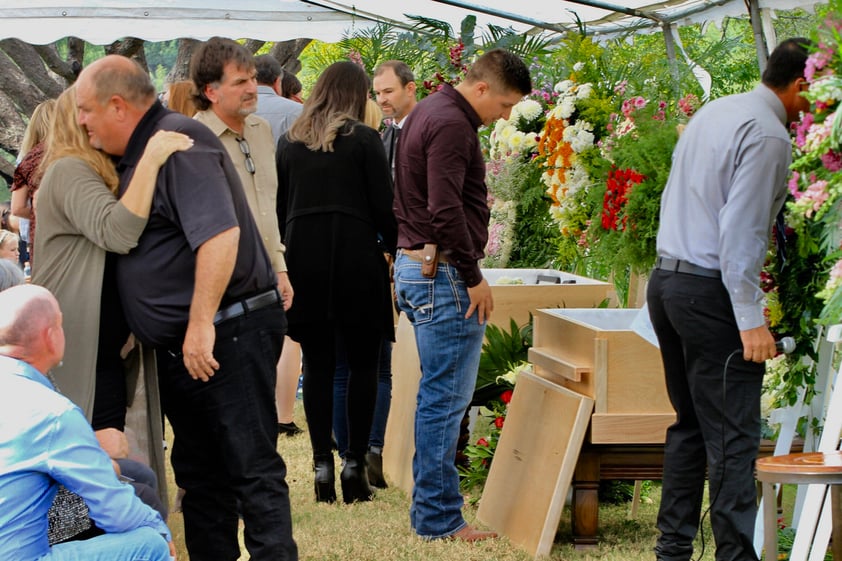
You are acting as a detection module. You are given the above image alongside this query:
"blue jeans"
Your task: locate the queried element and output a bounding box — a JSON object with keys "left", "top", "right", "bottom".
{"left": 158, "top": 304, "right": 297, "bottom": 561}
{"left": 394, "top": 254, "right": 486, "bottom": 538}
{"left": 43, "top": 526, "right": 169, "bottom": 560}
{"left": 333, "top": 338, "right": 393, "bottom": 456}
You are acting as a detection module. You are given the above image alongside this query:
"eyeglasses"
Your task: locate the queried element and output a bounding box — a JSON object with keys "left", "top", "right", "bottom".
{"left": 236, "top": 137, "right": 256, "bottom": 175}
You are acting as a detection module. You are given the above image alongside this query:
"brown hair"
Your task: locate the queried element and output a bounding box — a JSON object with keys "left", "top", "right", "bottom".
{"left": 166, "top": 80, "right": 198, "bottom": 117}
{"left": 465, "top": 49, "right": 532, "bottom": 96}
{"left": 190, "top": 37, "right": 255, "bottom": 111}
{"left": 287, "top": 62, "right": 369, "bottom": 152}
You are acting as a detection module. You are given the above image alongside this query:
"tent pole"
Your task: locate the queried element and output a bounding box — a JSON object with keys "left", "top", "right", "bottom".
{"left": 747, "top": 0, "right": 769, "bottom": 74}
{"left": 662, "top": 22, "right": 680, "bottom": 89}
{"left": 430, "top": 0, "right": 570, "bottom": 34}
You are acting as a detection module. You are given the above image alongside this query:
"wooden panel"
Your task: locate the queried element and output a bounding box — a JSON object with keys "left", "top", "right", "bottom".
{"left": 590, "top": 413, "right": 675, "bottom": 444}
{"left": 492, "top": 284, "right": 610, "bottom": 329}
{"left": 477, "top": 370, "right": 594, "bottom": 557}
{"left": 528, "top": 346, "right": 588, "bottom": 382}
{"left": 384, "top": 279, "right": 612, "bottom": 495}
{"left": 382, "top": 313, "right": 419, "bottom": 493}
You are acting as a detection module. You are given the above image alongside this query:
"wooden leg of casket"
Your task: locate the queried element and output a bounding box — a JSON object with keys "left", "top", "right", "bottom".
{"left": 572, "top": 451, "right": 600, "bottom": 548}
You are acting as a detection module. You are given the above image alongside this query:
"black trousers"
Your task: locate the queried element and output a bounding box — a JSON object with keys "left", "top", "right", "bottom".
{"left": 647, "top": 270, "right": 763, "bottom": 561}
{"left": 294, "top": 321, "right": 381, "bottom": 460}
{"left": 158, "top": 304, "right": 297, "bottom": 561}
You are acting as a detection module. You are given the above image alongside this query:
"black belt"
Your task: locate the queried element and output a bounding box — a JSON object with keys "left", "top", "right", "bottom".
{"left": 655, "top": 257, "right": 721, "bottom": 279}
{"left": 214, "top": 288, "right": 280, "bottom": 325}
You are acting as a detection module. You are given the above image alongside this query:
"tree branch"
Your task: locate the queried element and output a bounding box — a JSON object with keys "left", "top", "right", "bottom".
{"left": 32, "top": 42, "right": 79, "bottom": 84}
{"left": 1, "top": 39, "right": 65, "bottom": 98}
{"left": 0, "top": 48, "right": 47, "bottom": 116}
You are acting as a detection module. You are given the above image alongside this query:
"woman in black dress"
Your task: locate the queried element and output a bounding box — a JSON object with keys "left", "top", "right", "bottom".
{"left": 276, "top": 61, "right": 397, "bottom": 503}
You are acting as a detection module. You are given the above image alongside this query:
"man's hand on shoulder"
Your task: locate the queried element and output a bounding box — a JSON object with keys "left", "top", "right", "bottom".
{"left": 466, "top": 278, "right": 493, "bottom": 324}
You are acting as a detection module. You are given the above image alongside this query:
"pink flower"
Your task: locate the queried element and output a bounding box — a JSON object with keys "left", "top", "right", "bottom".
{"left": 821, "top": 150, "right": 842, "bottom": 172}
{"left": 614, "top": 80, "right": 628, "bottom": 95}
{"left": 788, "top": 171, "right": 802, "bottom": 199}
{"left": 795, "top": 113, "right": 814, "bottom": 149}
{"left": 803, "top": 179, "right": 829, "bottom": 217}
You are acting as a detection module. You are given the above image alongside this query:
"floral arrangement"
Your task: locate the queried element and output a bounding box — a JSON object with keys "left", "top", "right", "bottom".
{"left": 760, "top": 9, "right": 842, "bottom": 416}
{"left": 536, "top": 77, "right": 602, "bottom": 268}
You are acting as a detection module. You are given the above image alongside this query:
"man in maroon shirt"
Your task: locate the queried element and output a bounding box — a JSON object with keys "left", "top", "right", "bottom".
{"left": 393, "top": 49, "right": 531, "bottom": 542}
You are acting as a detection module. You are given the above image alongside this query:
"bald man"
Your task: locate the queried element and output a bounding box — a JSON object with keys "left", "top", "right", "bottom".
{"left": 0, "top": 285, "right": 173, "bottom": 561}
{"left": 75, "top": 53, "right": 296, "bottom": 561}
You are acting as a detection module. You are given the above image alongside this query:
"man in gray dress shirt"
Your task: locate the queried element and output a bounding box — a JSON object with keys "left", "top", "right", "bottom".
{"left": 254, "top": 54, "right": 303, "bottom": 145}
{"left": 647, "top": 38, "right": 811, "bottom": 561}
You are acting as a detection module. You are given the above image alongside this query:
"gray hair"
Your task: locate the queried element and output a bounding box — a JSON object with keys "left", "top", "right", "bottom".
{"left": 0, "top": 259, "right": 24, "bottom": 292}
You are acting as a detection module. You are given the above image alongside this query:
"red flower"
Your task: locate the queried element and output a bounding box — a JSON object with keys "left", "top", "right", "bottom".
{"left": 601, "top": 166, "right": 644, "bottom": 231}
{"left": 477, "top": 437, "right": 489, "bottom": 447}
{"left": 494, "top": 417, "right": 505, "bottom": 429}
{"left": 500, "top": 389, "right": 514, "bottom": 404}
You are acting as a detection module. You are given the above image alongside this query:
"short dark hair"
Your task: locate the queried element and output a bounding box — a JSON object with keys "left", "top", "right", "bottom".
{"left": 762, "top": 38, "right": 812, "bottom": 89}
{"left": 465, "top": 49, "right": 531, "bottom": 96}
{"left": 374, "top": 60, "right": 415, "bottom": 87}
{"left": 190, "top": 37, "right": 255, "bottom": 111}
{"left": 255, "top": 54, "right": 283, "bottom": 87}
{"left": 281, "top": 71, "right": 302, "bottom": 99}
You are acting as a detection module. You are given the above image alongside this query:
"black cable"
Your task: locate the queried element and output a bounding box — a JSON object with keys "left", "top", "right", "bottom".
{"left": 692, "top": 348, "right": 743, "bottom": 561}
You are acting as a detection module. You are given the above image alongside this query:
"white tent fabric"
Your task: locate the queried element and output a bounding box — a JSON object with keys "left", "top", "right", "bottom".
{"left": 0, "top": 0, "right": 828, "bottom": 44}
{"left": 0, "top": 1, "right": 369, "bottom": 44}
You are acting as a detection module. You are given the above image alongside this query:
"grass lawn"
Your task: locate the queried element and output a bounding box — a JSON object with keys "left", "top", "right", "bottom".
{"left": 164, "top": 403, "right": 802, "bottom": 561}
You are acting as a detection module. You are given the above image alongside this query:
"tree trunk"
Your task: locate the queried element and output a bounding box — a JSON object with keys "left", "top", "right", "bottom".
{"left": 0, "top": 47, "right": 47, "bottom": 116}
{"left": 0, "top": 39, "right": 65, "bottom": 99}
{"left": 271, "top": 38, "right": 312, "bottom": 75}
{"left": 243, "top": 39, "right": 266, "bottom": 54}
{"left": 165, "top": 38, "right": 200, "bottom": 83}
{"left": 105, "top": 38, "right": 148, "bottom": 73}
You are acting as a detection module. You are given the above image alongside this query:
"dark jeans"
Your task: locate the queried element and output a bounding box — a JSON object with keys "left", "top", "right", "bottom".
{"left": 158, "top": 304, "right": 297, "bottom": 561}
{"left": 294, "top": 322, "right": 381, "bottom": 459}
{"left": 647, "top": 270, "right": 763, "bottom": 561}
{"left": 333, "top": 338, "right": 392, "bottom": 456}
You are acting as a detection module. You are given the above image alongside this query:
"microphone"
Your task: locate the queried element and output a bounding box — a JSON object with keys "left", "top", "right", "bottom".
{"left": 776, "top": 336, "right": 796, "bottom": 354}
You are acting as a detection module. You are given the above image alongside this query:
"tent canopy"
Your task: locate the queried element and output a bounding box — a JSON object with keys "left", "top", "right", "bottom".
{"left": 0, "top": 0, "right": 826, "bottom": 45}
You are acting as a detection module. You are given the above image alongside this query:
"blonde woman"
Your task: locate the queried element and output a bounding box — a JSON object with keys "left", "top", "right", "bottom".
{"left": 32, "top": 86, "right": 191, "bottom": 503}
{"left": 11, "top": 98, "right": 56, "bottom": 261}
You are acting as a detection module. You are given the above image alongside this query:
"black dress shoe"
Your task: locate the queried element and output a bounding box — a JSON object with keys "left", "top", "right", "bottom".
{"left": 278, "top": 421, "right": 304, "bottom": 437}
{"left": 313, "top": 455, "right": 336, "bottom": 503}
{"left": 365, "top": 448, "right": 388, "bottom": 489}
{"left": 340, "top": 454, "right": 374, "bottom": 504}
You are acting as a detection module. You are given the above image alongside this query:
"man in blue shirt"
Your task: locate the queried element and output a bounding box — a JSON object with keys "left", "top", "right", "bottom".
{"left": 648, "top": 38, "right": 811, "bottom": 561}
{"left": 0, "top": 284, "right": 173, "bottom": 561}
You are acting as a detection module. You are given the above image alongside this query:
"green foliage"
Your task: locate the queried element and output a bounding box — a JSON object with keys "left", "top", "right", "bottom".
{"left": 508, "top": 169, "right": 563, "bottom": 268}
{"left": 475, "top": 318, "right": 531, "bottom": 397}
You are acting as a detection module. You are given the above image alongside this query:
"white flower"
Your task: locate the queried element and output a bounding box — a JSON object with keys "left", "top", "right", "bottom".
{"left": 576, "top": 83, "right": 593, "bottom": 100}
{"left": 508, "top": 131, "right": 526, "bottom": 153}
{"left": 573, "top": 62, "right": 585, "bottom": 72}
{"left": 516, "top": 99, "right": 543, "bottom": 122}
{"left": 554, "top": 79, "right": 574, "bottom": 94}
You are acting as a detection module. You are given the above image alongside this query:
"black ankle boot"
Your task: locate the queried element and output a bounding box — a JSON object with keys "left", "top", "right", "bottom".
{"left": 313, "top": 454, "right": 336, "bottom": 503}
{"left": 340, "top": 454, "right": 374, "bottom": 504}
{"left": 365, "top": 447, "right": 388, "bottom": 489}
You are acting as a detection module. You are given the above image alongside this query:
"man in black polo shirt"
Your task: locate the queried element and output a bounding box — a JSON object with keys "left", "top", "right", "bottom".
{"left": 75, "top": 55, "right": 297, "bottom": 561}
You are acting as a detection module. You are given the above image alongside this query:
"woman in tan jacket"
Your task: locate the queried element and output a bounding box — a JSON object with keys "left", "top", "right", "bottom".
{"left": 32, "top": 86, "right": 191, "bottom": 504}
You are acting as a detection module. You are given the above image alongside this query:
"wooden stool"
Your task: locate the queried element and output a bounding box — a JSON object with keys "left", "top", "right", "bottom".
{"left": 756, "top": 451, "right": 842, "bottom": 561}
